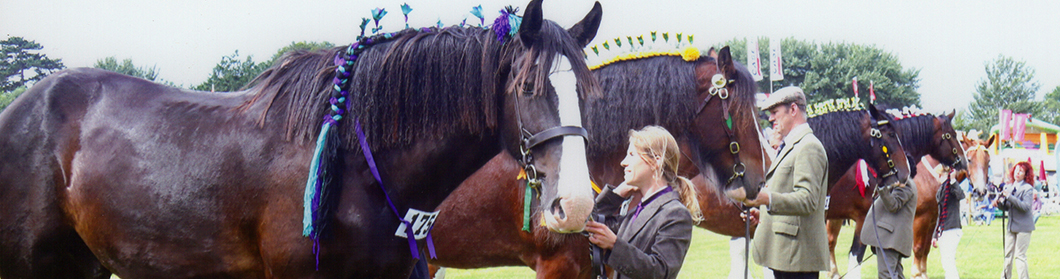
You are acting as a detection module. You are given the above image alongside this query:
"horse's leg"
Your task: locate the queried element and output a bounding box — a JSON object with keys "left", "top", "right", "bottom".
{"left": 845, "top": 218, "right": 867, "bottom": 279}
{"left": 427, "top": 263, "right": 442, "bottom": 279}
{"left": 825, "top": 220, "right": 842, "bottom": 279}
{"left": 728, "top": 237, "right": 751, "bottom": 279}
{"left": 534, "top": 237, "right": 592, "bottom": 279}
{"left": 911, "top": 214, "right": 934, "bottom": 279}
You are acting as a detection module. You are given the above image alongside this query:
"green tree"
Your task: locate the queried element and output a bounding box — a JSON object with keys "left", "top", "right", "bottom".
{"left": 1, "top": 37, "right": 65, "bottom": 92}
{"left": 0, "top": 85, "right": 28, "bottom": 113}
{"left": 721, "top": 38, "right": 920, "bottom": 108}
{"left": 1037, "top": 85, "right": 1060, "bottom": 126}
{"left": 94, "top": 57, "right": 160, "bottom": 81}
{"left": 959, "top": 55, "right": 1041, "bottom": 132}
{"left": 263, "top": 41, "right": 335, "bottom": 67}
{"left": 193, "top": 50, "right": 267, "bottom": 92}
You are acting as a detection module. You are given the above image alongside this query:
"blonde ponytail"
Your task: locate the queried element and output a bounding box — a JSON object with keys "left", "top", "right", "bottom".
{"left": 675, "top": 176, "right": 703, "bottom": 223}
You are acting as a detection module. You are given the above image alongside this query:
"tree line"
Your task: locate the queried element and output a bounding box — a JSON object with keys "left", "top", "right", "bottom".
{"left": 2, "top": 35, "right": 1057, "bottom": 133}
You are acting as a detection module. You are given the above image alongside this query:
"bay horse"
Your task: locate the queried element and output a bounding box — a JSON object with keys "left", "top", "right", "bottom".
{"left": 427, "top": 45, "right": 767, "bottom": 278}
{"left": 822, "top": 111, "right": 966, "bottom": 279}
{"left": 0, "top": 1, "right": 602, "bottom": 278}
{"left": 426, "top": 49, "right": 912, "bottom": 278}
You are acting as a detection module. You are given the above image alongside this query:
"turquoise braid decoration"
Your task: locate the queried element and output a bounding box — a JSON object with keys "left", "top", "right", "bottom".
{"left": 301, "top": 32, "right": 410, "bottom": 268}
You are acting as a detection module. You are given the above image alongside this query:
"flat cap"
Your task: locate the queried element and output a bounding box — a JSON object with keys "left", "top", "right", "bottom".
{"left": 759, "top": 86, "right": 807, "bottom": 111}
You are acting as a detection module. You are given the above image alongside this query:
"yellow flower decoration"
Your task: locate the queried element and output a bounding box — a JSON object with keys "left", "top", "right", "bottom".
{"left": 680, "top": 47, "right": 700, "bottom": 61}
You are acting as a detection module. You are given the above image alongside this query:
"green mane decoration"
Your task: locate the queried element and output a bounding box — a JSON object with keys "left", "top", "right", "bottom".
{"left": 584, "top": 32, "right": 701, "bottom": 70}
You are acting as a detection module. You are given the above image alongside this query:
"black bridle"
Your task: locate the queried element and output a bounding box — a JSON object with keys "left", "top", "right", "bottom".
{"left": 869, "top": 119, "right": 905, "bottom": 186}
{"left": 513, "top": 81, "right": 589, "bottom": 192}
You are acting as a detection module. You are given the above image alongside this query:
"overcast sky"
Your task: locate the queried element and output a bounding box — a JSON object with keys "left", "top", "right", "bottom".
{"left": 3, "top": 0, "right": 1059, "bottom": 113}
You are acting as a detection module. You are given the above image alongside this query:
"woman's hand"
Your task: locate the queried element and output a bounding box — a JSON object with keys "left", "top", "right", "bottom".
{"left": 585, "top": 221, "right": 617, "bottom": 249}
{"left": 614, "top": 182, "right": 639, "bottom": 198}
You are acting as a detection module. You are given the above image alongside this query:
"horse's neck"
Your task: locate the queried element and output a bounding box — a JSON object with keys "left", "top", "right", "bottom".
{"left": 366, "top": 134, "right": 503, "bottom": 211}
{"left": 587, "top": 153, "right": 626, "bottom": 187}
{"left": 895, "top": 117, "right": 932, "bottom": 158}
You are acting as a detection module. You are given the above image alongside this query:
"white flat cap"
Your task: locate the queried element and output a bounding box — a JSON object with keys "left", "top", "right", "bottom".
{"left": 759, "top": 86, "right": 807, "bottom": 111}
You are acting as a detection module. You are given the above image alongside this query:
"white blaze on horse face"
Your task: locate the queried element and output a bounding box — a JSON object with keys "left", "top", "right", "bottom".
{"left": 544, "top": 54, "right": 592, "bottom": 233}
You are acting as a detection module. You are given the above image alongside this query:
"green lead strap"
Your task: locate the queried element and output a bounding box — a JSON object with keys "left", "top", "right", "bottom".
{"left": 523, "top": 180, "right": 533, "bottom": 232}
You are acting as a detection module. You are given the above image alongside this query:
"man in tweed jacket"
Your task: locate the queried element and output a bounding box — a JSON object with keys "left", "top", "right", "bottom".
{"left": 734, "top": 86, "right": 829, "bottom": 279}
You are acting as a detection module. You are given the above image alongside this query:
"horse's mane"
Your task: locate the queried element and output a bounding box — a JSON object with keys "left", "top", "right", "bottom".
{"left": 584, "top": 56, "right": 758, "bottom": 154}
{"left": 808, "top": 109, "right": 873, "bottom": 164}
{"left": 239, "top": 21, "right": 596, "bottom": 150}
{"left": 891, "top": 114, "right": 938, "bottom": 157}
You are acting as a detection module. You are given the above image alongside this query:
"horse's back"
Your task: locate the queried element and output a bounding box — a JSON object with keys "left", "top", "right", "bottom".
{"left": 0, "top": 68, "right": 284, "bottom": 278}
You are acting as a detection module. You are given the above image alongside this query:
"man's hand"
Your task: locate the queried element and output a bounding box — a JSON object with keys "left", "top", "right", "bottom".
{"left": 740, "top": 208, "right": 760, "bottom": 224}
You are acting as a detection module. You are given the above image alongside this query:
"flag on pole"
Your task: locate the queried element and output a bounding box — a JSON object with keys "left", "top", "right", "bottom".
{"left": 1013, "top": 113, "right": 1030, "bottom": 143}
{"left": 747, "top": 38, "right": 764, "bottom": 81}
{"left": 852, "top": 77, "right": 859, "bottom": 96}
{"left": 999, "top": 109, "right": 1013, "bottom": 141}
{"left": 1040, "top": 160, "right": 1046, "bottom": 181}
{"left": 769, "top": 38, "right": 784, "bottom": 81}
{"left": 869, "top": 80, "right": 876, "bottom": 103}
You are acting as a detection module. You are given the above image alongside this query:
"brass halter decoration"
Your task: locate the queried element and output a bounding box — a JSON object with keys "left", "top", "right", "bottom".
{"left": 694, "top": 72, "right": 746, "bottom": 186}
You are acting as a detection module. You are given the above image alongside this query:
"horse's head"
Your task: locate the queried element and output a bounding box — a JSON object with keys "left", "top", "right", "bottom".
{"left": 498, "top": 0, "right": 602, "bottom": 233}
{"left": 961, "top": 131, "right": 996, "bottom": 198}
{"left": 689, "top": 46, "right": 766, "bottom": 199}
{"left": 867, "top": 105, "right": 913, "bottom": 188}
{"left": 929, "top": 110, "right": 967, "bottom": 170}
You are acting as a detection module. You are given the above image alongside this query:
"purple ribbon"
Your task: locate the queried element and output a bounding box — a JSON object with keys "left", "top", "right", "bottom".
{"left": 355, "top": 118, "right": 437, "bottom": 260}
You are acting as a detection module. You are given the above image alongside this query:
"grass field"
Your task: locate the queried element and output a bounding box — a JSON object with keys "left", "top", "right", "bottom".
{"left": 443, "top": 215, "right": 1059, "bottom": 278}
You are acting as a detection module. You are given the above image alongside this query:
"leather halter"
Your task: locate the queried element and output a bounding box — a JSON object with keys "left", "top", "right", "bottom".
{"left": 514, "top": 83, "right": 589, "bottom": 189}
{"left": 869, "top": 119, "right": 903, "bottom": 185}
{"left": 694, "top": 71, "right": 746, "bottom": 186}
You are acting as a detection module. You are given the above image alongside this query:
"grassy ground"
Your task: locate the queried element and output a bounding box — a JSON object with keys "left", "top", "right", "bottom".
{"left": 444, "top": 215, "right": 1059, "bottom": 278}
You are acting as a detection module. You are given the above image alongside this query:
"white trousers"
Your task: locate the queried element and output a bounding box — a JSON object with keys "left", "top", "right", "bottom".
{"left": 938, "top": 228, "right": 962, "bottom": 279}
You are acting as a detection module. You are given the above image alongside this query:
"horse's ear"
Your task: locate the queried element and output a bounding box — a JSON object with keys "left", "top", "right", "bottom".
{"left": 707, "top": 47, "right": 718, "bottom": 59}
{"left": 868, "top": 104, "right": 884, "bottom": 121}
{"left": 567, "top": 1, "right": 602, "bottom": 48}
{"left": 519, "top": 0, "right": 544, "bottom": 47}
{"left": 947, "top": 109, "right": 956, "bottom": 120}
{"left": 718, "top": 46, "right": 737, "bottom": 77}
{"left": 986, "top": 133, "right": 997, "bottom": 148}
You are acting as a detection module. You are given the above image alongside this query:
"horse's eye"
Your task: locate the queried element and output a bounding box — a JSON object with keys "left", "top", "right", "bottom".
{"left": 522, "top": 82, "right": 534, "bottom": 94}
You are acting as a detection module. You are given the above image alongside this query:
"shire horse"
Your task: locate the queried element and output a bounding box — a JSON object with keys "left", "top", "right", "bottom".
{"left": 0, "top": 1, "right": 601, "bottom": 278}
{"left": 822, "top": 111, "right": 966, "bottom": 279}
{"left": 426, "top": 45, "right": 767, "bottom": 278}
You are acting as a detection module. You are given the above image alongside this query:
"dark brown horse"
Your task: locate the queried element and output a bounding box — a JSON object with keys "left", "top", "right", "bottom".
{"left": 711, "top": 104, "right": 918, "bottom": 278}
{"left": 822, "top": 111, "right": 966, "bottom": 279}
{"left": 427, "top": 46, "right": 767, "bottom": 278}
{"left": 0, "top": 1, "right": 604, "bottom": 278}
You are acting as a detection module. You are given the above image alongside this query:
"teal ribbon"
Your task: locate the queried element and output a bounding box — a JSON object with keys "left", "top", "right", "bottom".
{"left": 522, "top": 180, "right": 533, "bottom": 232}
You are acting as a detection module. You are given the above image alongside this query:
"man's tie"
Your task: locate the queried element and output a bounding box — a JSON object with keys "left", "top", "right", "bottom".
{"left": 777, "top": 142, "right": 786, "bottom": 156}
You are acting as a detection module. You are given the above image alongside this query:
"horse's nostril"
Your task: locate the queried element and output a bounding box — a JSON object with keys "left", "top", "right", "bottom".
{"left": 551, "top": 198, "right": 565, "bottom": 219}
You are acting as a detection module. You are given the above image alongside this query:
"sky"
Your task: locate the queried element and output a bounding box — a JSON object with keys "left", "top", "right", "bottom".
{"left": 3, "top": 0, "right": 1059, "bottom": 113}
